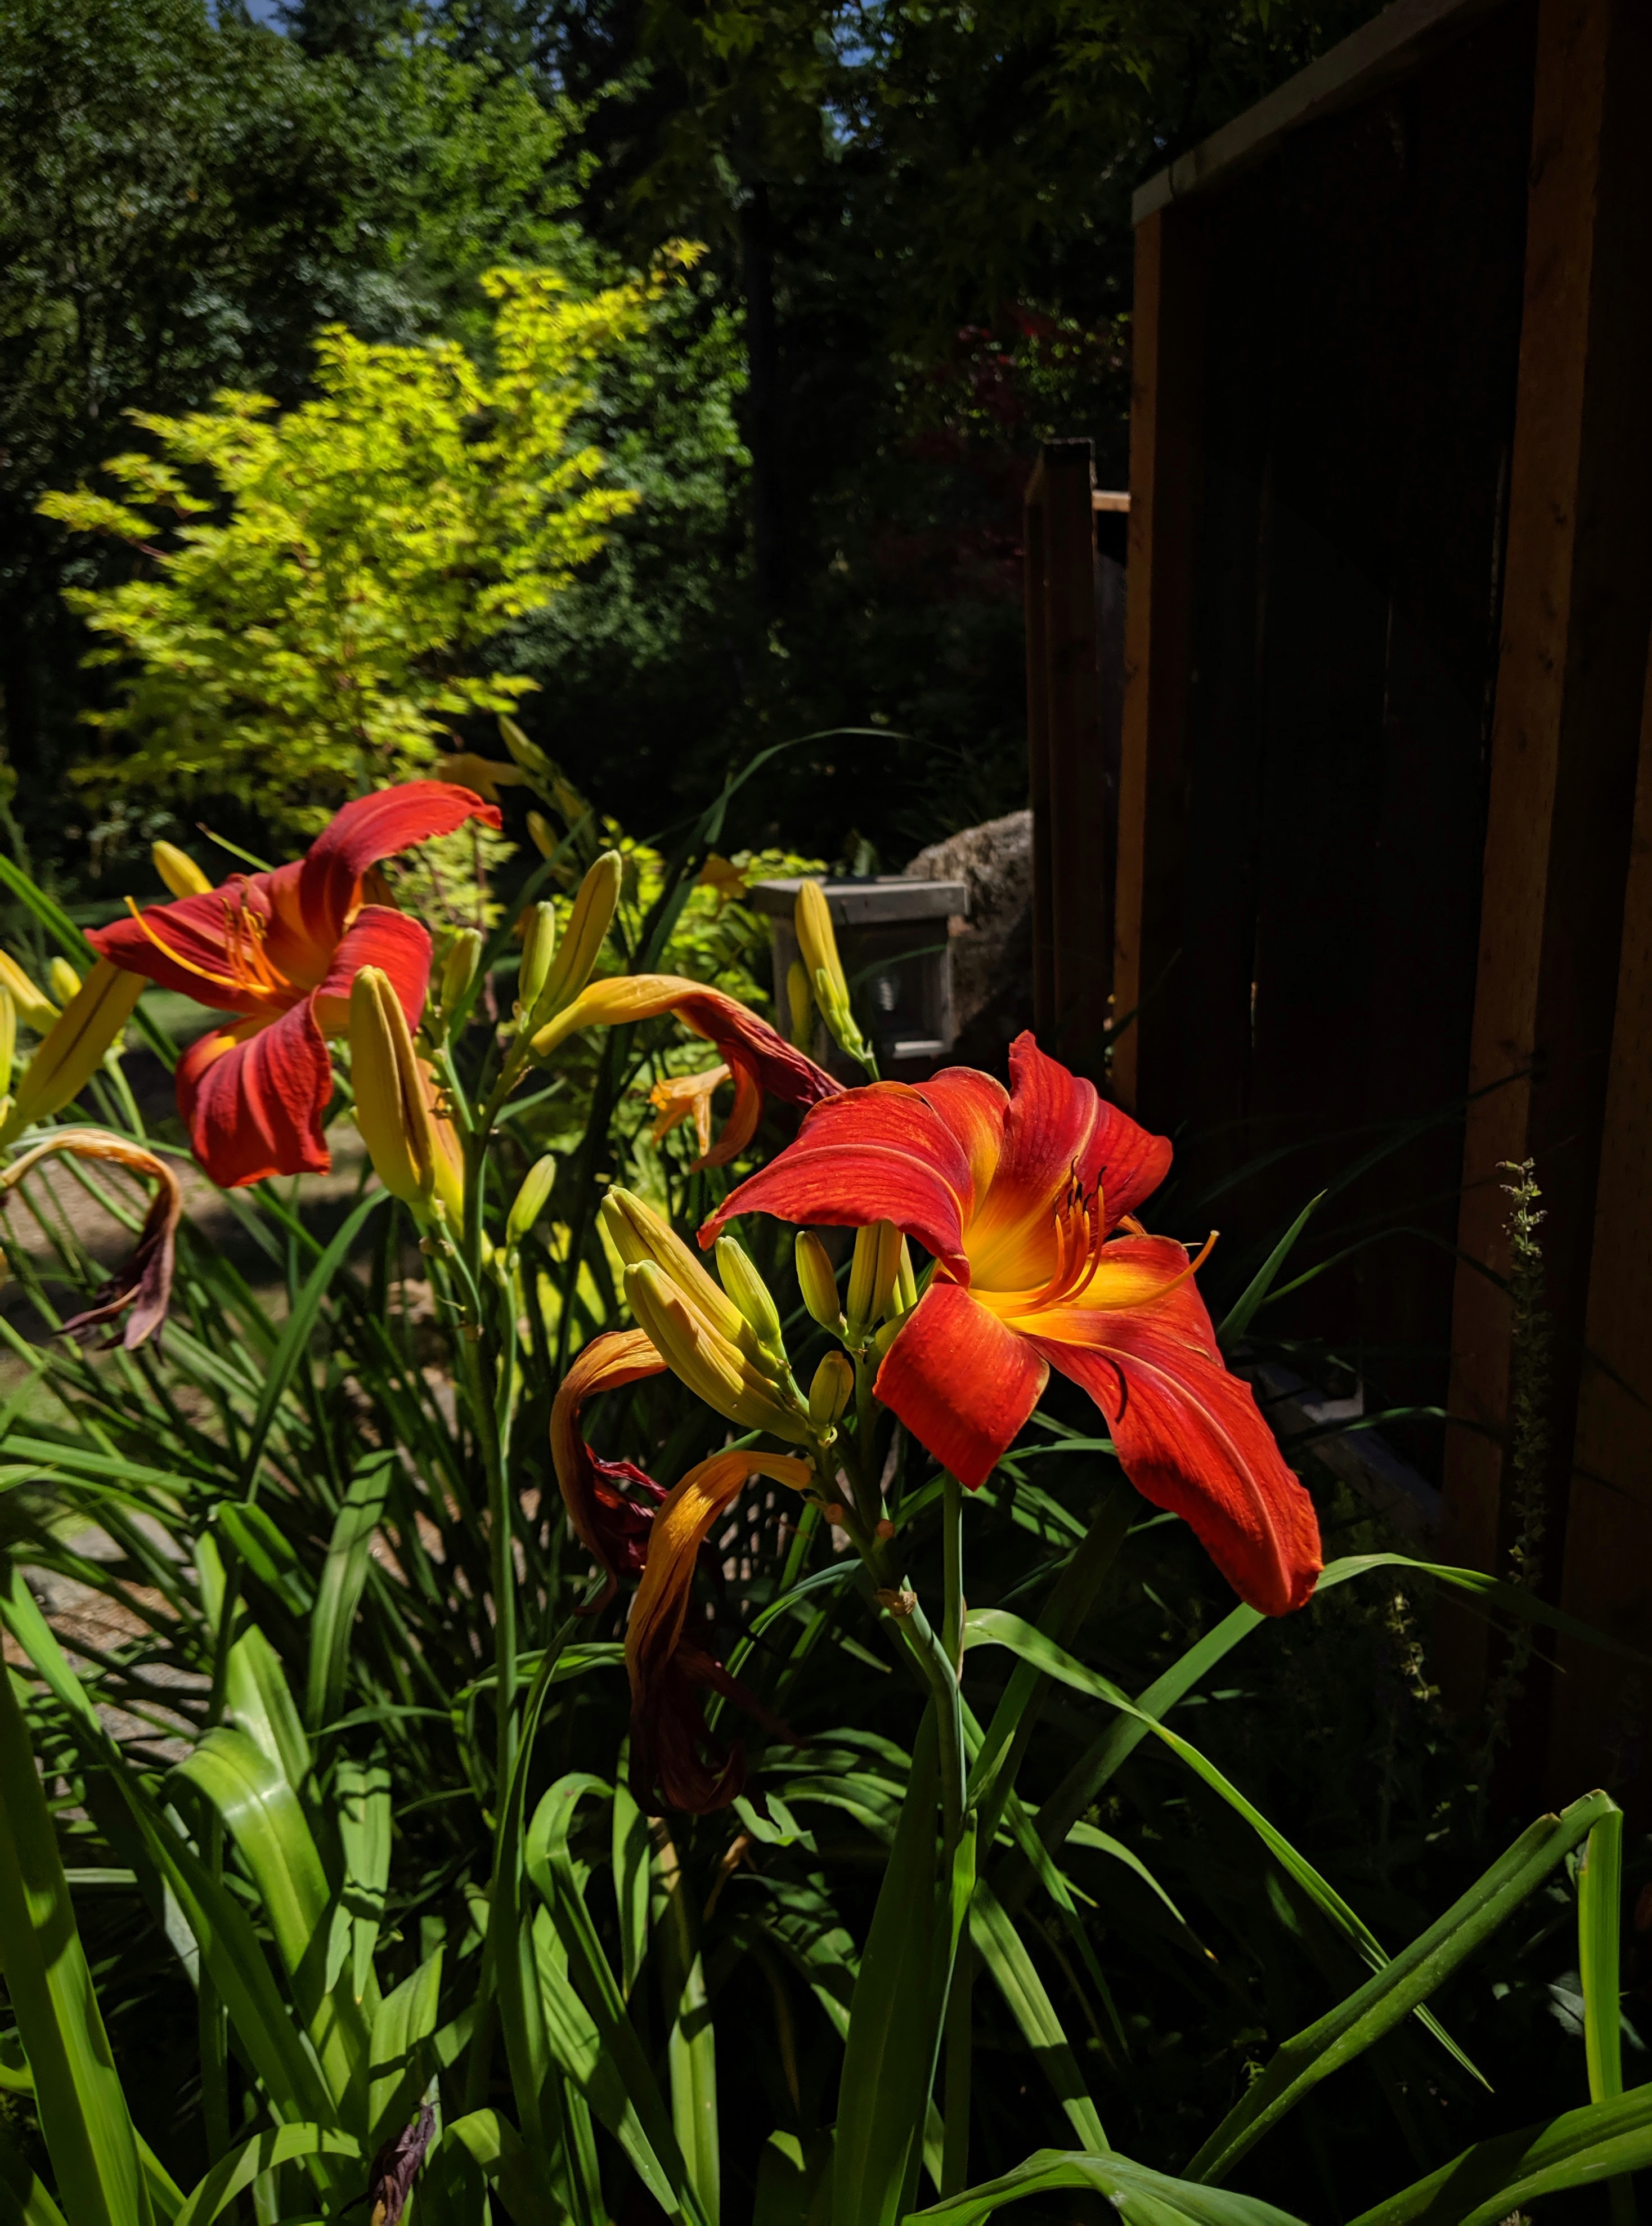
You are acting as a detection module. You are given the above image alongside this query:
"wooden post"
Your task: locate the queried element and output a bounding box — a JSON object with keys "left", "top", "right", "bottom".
{"left": 1042, "top": 441, "right": 1108, "bottom": 1076}
{"left": 1550, "top": 630, "right": 1652, "bottom": 1801}
{"left": 1440, "top": 0, "right": 1652, "bottom": 1751}
{"left": 1024, "top": 465, "right": 1055, "bottom": 1037}
{"left": 1112, "top": 206, "right": 1205, "bottom": 1123}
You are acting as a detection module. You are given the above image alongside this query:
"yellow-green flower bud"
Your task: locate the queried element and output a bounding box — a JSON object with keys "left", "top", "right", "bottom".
{"left": 795, "top": 880, "right": 870, "bottom": 1064}
{"left": 536, "top": 850, "right": 621, "bottom": 1023}
{"left": 48, "top": 957, "right": 82, "bottom": 1008}
{"left": 152, "top": 841, "right": 212, "bottom": 898}
{"left": 895, "top": 1236, "right": 918, "bottom": 1315}
{"left": 527, "top": 810, "right": 558, "bottom": 861}
{"left": 508, "top": 1155, "right": 556, "bottom": 1244}
{"left": 625, "top": 1261, "right": 809, "bottom": 1443}
{"left": 601, "top": 1186, "right": 749, "bottom": 1352}
{"left": 349, "top": 967, "right": 443, "bottom": 1216}
{"left": 518, "top": 902, "right": 558, "bottom": 1022}
{"left": 716, "top": 1234, "right": 785, "bottom": 1363}
{"left": 845, "top": 1220, "right": 903, "bottom": 1343}
{"left": 0, "top": 952, "right": 56, "bottom": 1033}
{"left": 795, "top": 1230, "right": 845, "bottom": 1334}
{"left": 808, "top": 1351, "right": 854, "bottom": 1430}
{"left": 0, "top": 986, "right": 15, "bottom": 1100}
{"left": 499, "top": 713, "right": 554, "bottom": 779}
{"left": 440, "top": 929, "right": 483, "bottom": 1019}
{"left": 787, "top": 959, "right": 813, "bottom": 1049}
{"left": 0, "top": 960, "right": 144, "bottom": 1147}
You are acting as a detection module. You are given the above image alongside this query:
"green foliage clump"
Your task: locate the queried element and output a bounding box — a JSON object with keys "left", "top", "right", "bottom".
{"left": 39, "top": 265, "right": 682, "bottom": 831}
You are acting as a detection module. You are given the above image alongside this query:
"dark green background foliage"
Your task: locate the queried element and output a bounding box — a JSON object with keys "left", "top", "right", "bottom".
{"left": 3, "top": 0, "right": 1380, "bottom": 881}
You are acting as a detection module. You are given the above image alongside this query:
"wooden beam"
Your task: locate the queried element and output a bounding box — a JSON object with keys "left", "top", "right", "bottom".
{"left": 1040, "top": 440, "right": 1108, "bottom": 1076}
{"left": 1440, "top": 0, "right": 1652, "bottom": 1748}
{"left": 1112, "top": 207, "right": 1205, "bottom": 1121}
{"left": 1132, "top": 0, "right": 1510, "bottom": 224}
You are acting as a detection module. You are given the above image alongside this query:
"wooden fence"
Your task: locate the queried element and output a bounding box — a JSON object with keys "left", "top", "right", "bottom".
{"left": 1031, "top": 0, "right": 1652, "bottom": 1807}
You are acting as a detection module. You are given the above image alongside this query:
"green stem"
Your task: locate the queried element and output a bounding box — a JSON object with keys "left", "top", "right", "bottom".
{"left": 941, "top": 1937, "right": 973, "bottom": 2197}
{"left": 941, "top": 1472, "right": 963, "bottom": 1673}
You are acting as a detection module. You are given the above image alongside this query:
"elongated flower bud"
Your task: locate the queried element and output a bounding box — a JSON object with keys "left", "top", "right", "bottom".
{"left": 845, "top": 1219, "right": 903, "bottom": 1342}
{"left": 808, "top": 1351, "right": 854, "bottom": 1429}
{"left": 0, "top": 987, "right": 15, "bottom": 1100}
{"left": 795, "top": 1230, "right": 845, "bottom": 1334}
{"left": 625, "top": 1261, "right": 808, "bottom": 1443}
{"left": 601, "top": 1186, "right": 749, "bottom": 1351}
{"left": 350, "top": 967, "right": 444, "bottom": 1216}
{"left": 795, "top": 881, "right": 870, "bottom": 1064}
{"left": 715, "top": 1234, "right": 785, "bottom": 1364}
{"left": 536, "top": 851, "right": 621, "bottom": 1025}
{"left": 499, "top": 713, "right": 554, "bottom": 779}
{"left": 0, "top": 951, "right": 56, "bottom": 1033}
{"left": 895, "top": 1236, "right": 918, "bottom": 1315}
{"left": 152, "top": 841, "right": 212, "bottom": 898}
{"left": 440, "top": 929, "right": 483, "bottom": 1019}
{"left": 508, "top": 1155, "right": 556, "bottom": 1243}
{"left": 0, "top": 960, "right": 143, "bottom": 1146}
{"left": 527, "top": 810, "right": 558, "bottom": 861}
{"left": 48, "top": 957, "right": 82, "bottom": 1007}
{"left": 787, "top": 960, "right": 812, "bottom": 1049}
{"left": 518, "top": 902, "right": 558, "bottom": 1023}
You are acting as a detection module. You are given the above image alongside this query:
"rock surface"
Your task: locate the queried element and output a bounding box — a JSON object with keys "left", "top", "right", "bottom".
{"left": 904, "top": 809, "right": 1033, "bottom": 1073}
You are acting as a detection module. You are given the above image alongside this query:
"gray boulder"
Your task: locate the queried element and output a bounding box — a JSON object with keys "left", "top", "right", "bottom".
{"left": 904, "top": 809, "right": 1034, "bottom": 1073}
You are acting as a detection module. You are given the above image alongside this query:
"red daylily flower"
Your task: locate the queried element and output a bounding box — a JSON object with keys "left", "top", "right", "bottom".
{"left": 536, "top": 973, "right": 841, "bottom": 1167}
{"left": 87, "top": 783, "right": 500, "bottom": 1188}
{"left": 702, "top": 1033, "right": 1322, "bottom": 1618}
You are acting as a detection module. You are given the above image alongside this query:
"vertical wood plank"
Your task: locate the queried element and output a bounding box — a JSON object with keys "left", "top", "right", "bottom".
{"left": 1042, "top": 440, "right": 1108, "bottom": 1076}
{"left": 1550, "top": 632, "right": 1652, "bottom": 1800}
{"left": 1441, "top": 0, "right": 1652, "bottom": 1737}
{"left": 1024, "top": 464, "right": 1054, "bottom": 1037}
{"left": 1113, "top": 206, "right": 1206, "bottom": 1121}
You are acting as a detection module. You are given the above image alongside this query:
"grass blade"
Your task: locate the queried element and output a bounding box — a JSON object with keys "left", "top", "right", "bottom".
{"left": 905, "top": 2144, "right": 1308, "bottom": 2226}
{"left": 1346, "top": 2081, "right": 1652, "bottom": 2226}
{"left": 172, "top": 2127, "right": 361, "bottom": 2226}
{"left": 968, "top": 1879, "right": 1107, "bottom": 2152}
{"left": 306, "top": 1453, "right": 396, "bottom": 1734}
{"left": 1216, "top": 1192, "right": 1323, "bottom": 1348}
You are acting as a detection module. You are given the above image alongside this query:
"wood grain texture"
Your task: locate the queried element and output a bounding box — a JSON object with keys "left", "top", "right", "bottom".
{"left": 1441, "top": 0, "right": 1652, "bottom": 1742}
{"left": 1112, "top": 207, "right": 1205, "bottom": 1119}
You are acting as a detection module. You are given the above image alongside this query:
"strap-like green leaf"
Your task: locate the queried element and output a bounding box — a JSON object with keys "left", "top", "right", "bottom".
{"left": 443, "top": 2111, "right": 562, "bottom": 2226}
{"left": 306, "top": 1453, "right": 396, "bottom": 1734}
{"left": 0, "top": 1653, "right": 152, "bottom": 2226}
{"left": 905, "top": 2143, "right": 1308, "bottom": 2226}
{"left": 968, "top": 1880, "right": 1107, "bottom": 2152}
{"left": 1347, "top": 2080, "right": 1652, "bottom": 2226}
{"left": 172, "top": 2126, "right": 361, "bottom": 2226}
{"left": 367, "top": 1949, "right": 443, "bottom": 2149}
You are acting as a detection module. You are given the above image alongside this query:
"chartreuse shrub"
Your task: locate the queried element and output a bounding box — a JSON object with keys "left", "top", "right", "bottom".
{"left": 0, "top": 773, "right": 1645, "bottom": 2226}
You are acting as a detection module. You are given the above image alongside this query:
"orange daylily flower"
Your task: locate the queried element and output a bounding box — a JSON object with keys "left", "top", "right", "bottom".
{"left": 702, "top": 1034, "right": 1322, "bottom": 1618}
{"left": 87, "top": 783, "right": 499, "bottom": 1188}
{"left": 648, "top": 1062, "right": 733, "bottom": 1165}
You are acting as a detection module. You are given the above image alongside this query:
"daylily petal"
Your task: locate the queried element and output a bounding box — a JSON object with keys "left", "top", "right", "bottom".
{"left": 918, "top": 1067, "right": 1008, "bottom": 1206}
{"left": 178, "top": 1000, "right": 334, "bottom": 1187}
{"left": 698, "top": 1060, "right": 761, "bottom": 1170}
{"left": 627, "top": 1448, "right": 811, "bottom": 1812}
{"left": 315, "top": 908, "right": 433, "bottom": 1036}
{"left": 551, "top": 1328, "right": 668, "bottom": 1610}
{"left": 701, "top": 1139, "right": 971, "bottom": 1278}
{"left": 872, "top": 1279, "right": 1049, "bottom": 1490}
{"left": 1025, "top": 1292, "right": 1322, "bottom": 1616}
{"left": 542, "top": 974, "right": 838, "bottom": 1113}
{"left": 297, "top": 781, "right": 501, "bottom": 947}
{"left": 1088, "top": 1096, "right": 1174, "bottom": 1234}
{"left": 87, "top": 876, "right": 281, "bottom": 1016}
{"left": 964, "top": 1034, "right": 1103, "bottom": 1287}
